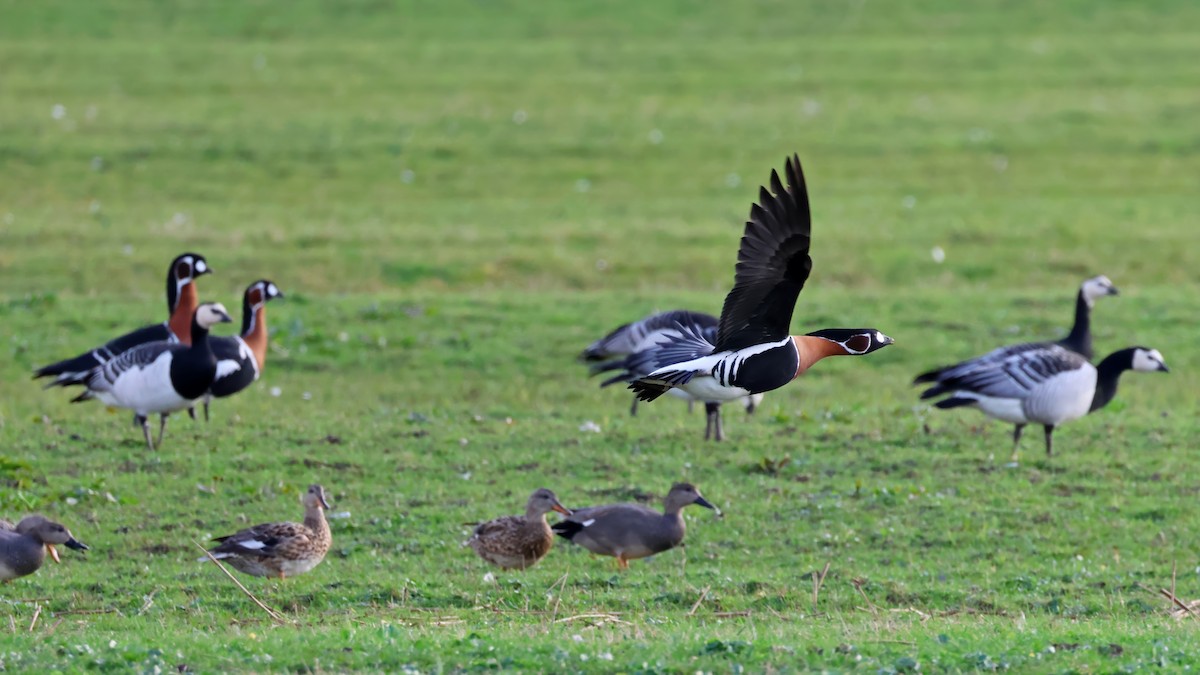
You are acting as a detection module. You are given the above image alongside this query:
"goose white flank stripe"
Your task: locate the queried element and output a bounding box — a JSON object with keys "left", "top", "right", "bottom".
{"left": 190, "top": 280, "right": 284, "bottom": 422}
{"left": 915, "top": 275, "right": 1121, "bottom": 459}
{"left": 34, "top": 253, "right": 212, "bottom": 387}
{"left": 70, "top": 302, "right": 233, "bottom": 451}
{"left": 627, "top": 155, "right": 893, "bottom": 424}
{"left": 586, "top": 309, "right": 764, "bottom": 441}
{"left": 918, "top": 345, "right": 1168, "bottom": 459}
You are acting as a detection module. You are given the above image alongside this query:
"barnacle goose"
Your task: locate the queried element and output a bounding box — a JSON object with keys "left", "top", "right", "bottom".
{"left": 918, "top": 344, "right": 1167, "bottom": 459}
{"left": 628, "top": 155, "right": 894, "bottom": 406}
{"left": 69, "top": 302, "right": 233, "bottom": 450}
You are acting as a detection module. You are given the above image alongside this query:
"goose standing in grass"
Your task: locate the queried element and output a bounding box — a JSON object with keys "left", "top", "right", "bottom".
{"left": 586, "top": 310, "right": 763, "bottom": 441}
{"left": 915, "top": 275, "right": 1122, "bottom": 458}
{"left": 0, "top": 516, "right": 89, "bottom": 582}
{"left": 628, "top": 155, "right": 894, "bottom": 408}
{"left": 552, "top": 483, "right": 716, "bottom": 570}
{"left": 67, "top": 302, "right": 233, "bottom": 450}
{"left": 918, "top": 345, "right": 1168, "bottom": 459}
{"left": 34, "top": 253, "right": 212, "bottom": 386}
{"left": 190, "top": 280, "right": 284, "bottom": 422}
{"left": 466, "top": 488, "right": 572, "bottom": 570}
{"left": 200, "top": 484, "right": 332, "bottom": 580}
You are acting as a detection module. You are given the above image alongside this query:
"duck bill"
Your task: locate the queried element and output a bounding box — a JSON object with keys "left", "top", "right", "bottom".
{"left": 66, "top": 538, "right": 89, "bottom": 552}
{"left": 694, "top": 496, "right": 717, "bottom": 511}
{"left": 46, "top": 544, "right": 60, "bottom": 564}
{"left": 318, "top": 494, "right": 331, "bottom": 510}
{"left": 552, "top": 503, "right": 572, "bottom": 516}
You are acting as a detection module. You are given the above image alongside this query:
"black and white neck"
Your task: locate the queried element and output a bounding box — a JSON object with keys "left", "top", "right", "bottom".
{"left": 1090, "top": 346, "right": 1168, "bottom": 413}
{"left": 1058, "top": 275, "right": 1118, "bottom": 360}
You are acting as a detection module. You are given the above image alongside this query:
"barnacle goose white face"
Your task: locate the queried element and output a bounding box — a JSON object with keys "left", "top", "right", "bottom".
{"left": 195, "top": 302, "right": 233, "bottom": 328}
{"left": 1131, "top": 348, "right": 1168, "bottom": 373}
{"left": 1081, "top": 275, "right": 1118, "bottom": 304}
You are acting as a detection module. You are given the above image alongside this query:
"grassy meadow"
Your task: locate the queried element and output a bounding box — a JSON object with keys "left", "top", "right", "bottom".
{"left": 1, "top": 0, "right": 1199, "bottom": 670}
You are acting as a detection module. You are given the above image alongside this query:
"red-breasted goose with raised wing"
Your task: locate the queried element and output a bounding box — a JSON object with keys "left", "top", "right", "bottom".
{"left": 69, "top": 302, "right": 233, "bottom": 450}
{"left": 190, "top": 280, "right": 284, "bottom": 422}
{"left": 199, "top": 484, "right": 332, "bottom": 580}
{"left": 918, "top": 345, "right": 1167, "bottom": 460}
{"left": 34, "top": 253, "right": 212, "bottom": 386}
{"left": 587, "top": 309, "right": 763, "bottom": 441}
{"left": 628, "top": 155, "right": 893, "bottom": 406}
{"left": 914, "top": 275, "right": 1120, "bottom": 456}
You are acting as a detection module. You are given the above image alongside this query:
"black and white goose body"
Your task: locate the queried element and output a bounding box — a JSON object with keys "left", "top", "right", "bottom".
{"left": 629, "top": 155, "right": 893, "bottom": 407}
{"left": 192, "top": 280, "right": 284, "bottom": 421}
{"left": 72, "top": 302, "right": 233, "bottom": 450}
{"left": 587, "top": 310, "right": 763, "bottom": 440}
{"left": 919, "top": 345, "right": 1167, "bottom": 458}
{"left": 34, "top": 253, "right": 211, "bottom": 386}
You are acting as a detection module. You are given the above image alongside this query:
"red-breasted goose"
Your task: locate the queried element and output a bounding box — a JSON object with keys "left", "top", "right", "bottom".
{"left": 34, "top": 253, "right": 212, "bottom": 386}
{"left": 69, "top": 302, "right": 233, "bottom": 450}
{"left": 466, "top": 488, "right": 572, "bottom": 570}
{"left": 551, "top": 483, "right": 715, "bottom": 570}
{"left": 0, "top": 516, "right": 89, "bottom": 582}
{"left": 189, "top": 280, "right": 284, "bottom": 422}
{"left": 199, "top": 484, "right": 332, "bottom": 580}
{"left": 919, "top": 345, "right": 1167, "bottom": 459}
{"left": 587, "top": 310, "right": 763, "bottom": 441}
{"left": 628, "top": 155, "right": 893, "bottom": 405}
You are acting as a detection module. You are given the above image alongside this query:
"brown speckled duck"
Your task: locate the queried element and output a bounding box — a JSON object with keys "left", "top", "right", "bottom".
{"left": 467, "top": 488, "right": 571, "bottom": 570}
{"left": 200, "top": 484, "right": 332, "bottom": 579}
{"left": 552, "top": 483, "right": 716, "bottom": 569}
{"left": 0, "top": 516, "right": 89, "bottom": 582}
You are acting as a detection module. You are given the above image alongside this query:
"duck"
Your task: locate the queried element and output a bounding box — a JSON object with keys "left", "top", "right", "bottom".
{"left": 0, "top": 515, "right": 89, "bottom": 582}
{"left": 34, "top": 253, "right": 212, "bottom": 386}
{"left": 466, "top": 488, "right": 572, "bottom": 570}
{"left": 552, "top": 483, "right": 716, "bottom": 570}
{"left": 628, "top": 155, "right": 894, "bottom": 407}
{"left": 199, "top": 484, "right": 332, "bottom": 580}
{"left": 189, "top": 280, "right": 284, "bottom": 422}
{"left": 68, "top": 302, "right": 233, "bottom": 450}
{"left": 917, "top": 345, "right": 1168, "bottom": 459}
{"left": 914, "top": 275, "right": 1122, "bottom": 458}
{"left": 586, "top": 310, "right": 763, "bottom": 441}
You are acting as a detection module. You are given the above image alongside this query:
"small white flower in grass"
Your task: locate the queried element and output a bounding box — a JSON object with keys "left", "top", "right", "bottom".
{"left": 109, "top": 640, "right": 117, "bottom": 649}
{"left": 930, "top": 246, "right": 945, "bottom": 264}
{"left": 647, "top": 129, "right": 664, "bottom": 144}
{"left": 574, "top": 178, "right": 591, "bottom": 193}
{"left": 302, "top": 392, "right": 312, "bottom": 401}
{"left": 338, "top": 332, "right": 349, "bottom": 342}
{"left": 572, "top": 635, "right": 584, "bottom": 643}
{"left": 579, "top": 420, "right": 601, "bottom": 433}
{"left": 328, "top": 511, "right": 352, "bottom": 519}
{"left": 901, "top": 195, "right": 917, "bottom": 210}
{"left": 483, "top": 572, "right": 496, "bottom": 583}
{"left": 270, "top": 387, "right": 282, "bottom": 397}
{"left": 51, "top": 104, "right": 66, "bottom": 120}
{"left": 400, "top": 169, "right": 415, "bottom": 184}
{"left": 459, "top": 438, "right": 469, "bottom": 447}
{"left": 66, "top": 497, "right": 78, "bottom": 506}
{"left": 599, "top": 652, "right": 613, "bottom": 661}
{"left": 512, "top": 109, "right": 527, "bottom": 124}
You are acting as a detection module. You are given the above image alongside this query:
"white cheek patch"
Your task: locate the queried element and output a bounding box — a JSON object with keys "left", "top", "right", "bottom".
{"left": 267, "top": 283, "right": 279, "bottom": 297}
{"left": 195, "top": 260, "right": 207, "bottom": 273}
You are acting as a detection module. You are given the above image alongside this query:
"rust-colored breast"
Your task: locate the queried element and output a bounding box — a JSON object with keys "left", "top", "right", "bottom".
{"left": 243, "top": 306, "right": 269, "bottom": 369}
{"left": 792, "top": 335, "right": 846, "bottom": 378}
{"left": 170, "top": 283, "right": 199, "bottom": 344}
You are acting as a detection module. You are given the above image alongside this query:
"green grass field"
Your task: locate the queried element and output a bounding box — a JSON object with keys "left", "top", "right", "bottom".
{"left": 1, "top": 0, "right": 1199, "bottom": 671}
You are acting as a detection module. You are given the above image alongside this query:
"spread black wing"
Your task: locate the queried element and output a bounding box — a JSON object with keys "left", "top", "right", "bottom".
{"left": 715, "top": 154, "right": 813, "bottom": 352}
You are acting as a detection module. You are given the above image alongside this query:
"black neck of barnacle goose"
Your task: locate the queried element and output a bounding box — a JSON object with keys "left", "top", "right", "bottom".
{"left": 188, "top": 315, "right": 214, "bottom": 350}
{"left": 1089, "top": 348, "right": 1134, "bottom": 413}
{"left": 1058, "top": 289, "right": 1093, "bottom": 360}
